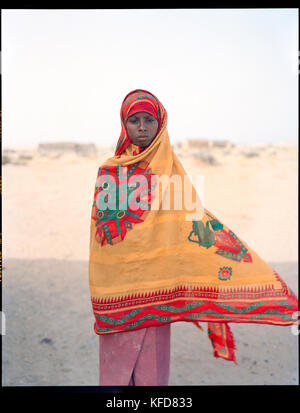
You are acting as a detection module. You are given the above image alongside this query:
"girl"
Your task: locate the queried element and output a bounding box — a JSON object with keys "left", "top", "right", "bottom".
{"left": 89, "top": 89, "right": 298, "bottom": 386}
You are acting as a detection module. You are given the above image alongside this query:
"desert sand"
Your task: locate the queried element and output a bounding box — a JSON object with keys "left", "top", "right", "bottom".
{"left": 2, "top": 139, "right": 298, "bottom": 386}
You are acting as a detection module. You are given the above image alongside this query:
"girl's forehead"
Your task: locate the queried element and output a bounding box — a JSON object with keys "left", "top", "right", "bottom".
{"left": 127, "top": 112, "right": 156, "bottom": 119}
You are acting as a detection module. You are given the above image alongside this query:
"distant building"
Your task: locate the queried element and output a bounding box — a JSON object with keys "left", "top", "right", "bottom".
{"left": 75, "top": 143, "right": 97, "bottom": 156}
{"left": 211, "top": 140, "right": 235, "bottom": 148}
{"left": 182, "top": 138, "right": 213, "bottom": 150}
{"left": 38, "top": 142, "right": 97, "bottom": 156}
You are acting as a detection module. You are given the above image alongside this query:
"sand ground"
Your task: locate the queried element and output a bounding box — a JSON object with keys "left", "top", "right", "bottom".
{"left": 2, "top": 142, "right": 298, "bottom": 385}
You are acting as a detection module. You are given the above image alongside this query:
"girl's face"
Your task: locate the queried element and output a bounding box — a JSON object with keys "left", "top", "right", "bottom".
{"left": 126, "top": 112, "right": 159, "bottom": 148}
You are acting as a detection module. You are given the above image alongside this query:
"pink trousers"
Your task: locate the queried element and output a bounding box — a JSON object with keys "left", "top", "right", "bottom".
{"left": 99, "top": 324, "right": 171, "bottom": 386}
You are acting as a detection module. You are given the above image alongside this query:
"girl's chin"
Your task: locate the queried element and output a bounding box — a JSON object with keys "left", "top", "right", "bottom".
{"left": 134, "top": 139, "right": 154, "bottom": 148}
{"left": 135, "top": 142, "right": 149, "bottom": 148}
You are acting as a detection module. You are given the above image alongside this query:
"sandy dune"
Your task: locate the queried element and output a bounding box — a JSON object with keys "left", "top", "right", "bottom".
{"left": 2, "top": 140, "right": 298, "bottom": 385}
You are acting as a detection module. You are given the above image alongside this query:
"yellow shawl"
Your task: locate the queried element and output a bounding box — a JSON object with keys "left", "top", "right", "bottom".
{"left": 89, "top": 90, "right": 297, "bottom": 363}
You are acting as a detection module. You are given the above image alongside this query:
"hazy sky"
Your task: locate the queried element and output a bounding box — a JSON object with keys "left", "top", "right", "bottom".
{"left": 2, "top": 8, "right": 298, "bottom": 147}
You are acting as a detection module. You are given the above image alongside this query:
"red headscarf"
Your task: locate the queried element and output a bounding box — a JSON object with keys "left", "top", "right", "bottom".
{"left": 127, "top": 101, "right": 159, "bottom": 121}
{"left": 114, "top": 89, "right": 167, "bottom": 156}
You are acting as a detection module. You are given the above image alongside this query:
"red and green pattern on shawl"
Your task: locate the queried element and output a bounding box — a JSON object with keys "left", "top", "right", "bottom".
{"left": 91, "top": 271, "right": 297, "bottom": 362}
{"left": 115, "top": 89, "right": 167, "bottom": 156}
{"left": 91, "top": 160, "right": 157, "bottom": 246}
{"left": 207, "top": 322, "right": 237, "bottom": 363}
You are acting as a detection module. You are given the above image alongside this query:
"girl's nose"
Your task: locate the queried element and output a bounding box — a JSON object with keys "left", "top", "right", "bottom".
{"left": 138, "top": 120, "right": 146, "bottom": 131}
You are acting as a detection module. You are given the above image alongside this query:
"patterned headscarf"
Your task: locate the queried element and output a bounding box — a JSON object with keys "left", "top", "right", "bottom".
{"left": 114, "top": 89, "right": 167, "bottom": 156}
